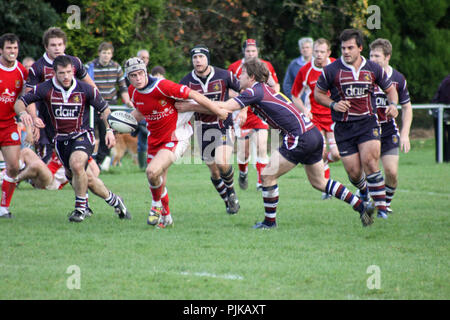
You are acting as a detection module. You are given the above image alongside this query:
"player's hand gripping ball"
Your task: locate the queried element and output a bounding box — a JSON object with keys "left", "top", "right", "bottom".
{"left": 107, "top": 111, "right": 138, "bottom": 133}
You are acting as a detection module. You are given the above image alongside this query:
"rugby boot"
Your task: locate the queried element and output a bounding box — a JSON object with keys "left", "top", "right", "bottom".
{"left": 226, "top": 191, "right": 240, "bottom": 214}
{"left": 68, "top": 209, "right": 86, "bottom": 223}
{"left": 115, "top": 196, "right": 131, "bottom": 219}
{"left": 147, "top": 206, "right": 163, "bottom": 226}
{"left": 238, "top": 172, "right": 248, "bottom": 190}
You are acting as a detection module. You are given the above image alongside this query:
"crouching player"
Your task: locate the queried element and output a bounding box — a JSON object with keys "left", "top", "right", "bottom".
{"left": 125, "top": 57, "right": 228, "bottom": 228}
{"left": 216, "top": 59, "right": 375, "bottom": 229}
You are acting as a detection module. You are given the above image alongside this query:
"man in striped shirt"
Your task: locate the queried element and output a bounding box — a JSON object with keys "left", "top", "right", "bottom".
{"left": 85, "top": 42, "right": 133, "bottom": 170}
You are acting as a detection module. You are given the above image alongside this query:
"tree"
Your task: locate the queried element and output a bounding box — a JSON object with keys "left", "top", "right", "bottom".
{"left": 0, "top": 0, "right": 59, "bottom": 60}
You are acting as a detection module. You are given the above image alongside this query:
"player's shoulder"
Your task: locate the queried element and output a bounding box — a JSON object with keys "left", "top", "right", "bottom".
{"left": 391, "top": 68, "right": 406, "bottom": 82}
{"left": 179, "top": 71, "right": 193, "bottom": 84}
{"left": 212, "top": 66, "right": 231, "bottom": 77}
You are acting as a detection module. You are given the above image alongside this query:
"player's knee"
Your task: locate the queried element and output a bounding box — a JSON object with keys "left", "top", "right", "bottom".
{"left": 146, "top": 166, "right": 161, "bottom": 182}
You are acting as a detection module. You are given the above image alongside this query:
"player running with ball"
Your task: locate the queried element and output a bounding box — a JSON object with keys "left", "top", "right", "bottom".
{"left": 125, "top": 57, "right": 228, "bottom": 228}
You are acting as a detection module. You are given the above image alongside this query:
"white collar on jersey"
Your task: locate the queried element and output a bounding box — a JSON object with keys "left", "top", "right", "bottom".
{"left": 136, "top": 76, "right": 161, "bottom": 94}
{"left": 0, "top": 59, "right": 18, "bottom": 72}
{"left": 52, "top": 76, "right": 77, "bottom": 103}
{"left": 191, "top": 66, "right": 216, "bottom": 92}
{"left": 43, "top": 52, "right": 54, "bottom": 65}
{"left": 340, "top": 55, "right": 367, "bottom": 80}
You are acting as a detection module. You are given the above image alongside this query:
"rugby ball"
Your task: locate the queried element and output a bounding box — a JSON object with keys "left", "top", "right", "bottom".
{"left": 107, "top": 111, "right": 138, "bottom": 133}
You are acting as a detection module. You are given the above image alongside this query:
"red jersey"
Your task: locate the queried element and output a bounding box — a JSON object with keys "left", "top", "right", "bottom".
{"left": 228, "top": 58, "right": 279, "bottom": 83}
{"left": 0, "top": 60, "right": 28, "bottom": 128}
{"left": 291, "top": 57, "right": 335, "bottom": 116}
{"left": 129, "top": 77, "right": 193, "bottom": 147}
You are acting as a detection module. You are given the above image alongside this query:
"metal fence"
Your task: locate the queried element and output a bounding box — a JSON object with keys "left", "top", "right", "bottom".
{"left": 95, "top": 104, "right": 450, "bottom": 163}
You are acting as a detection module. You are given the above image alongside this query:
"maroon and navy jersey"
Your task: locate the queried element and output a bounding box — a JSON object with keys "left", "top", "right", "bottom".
{"left": 20, "top": 78, "right": 107, "bottom": 141}
{"left": 0, "top": 61, "right": 28, "bottom": 128}
{"left": 316, "top": 56, "right": 392, "bottom": 122}
{"left": 373, "top": 67, "right": 410, "bottom": 124}
{"left": 233, "top": 82, "right": 315, "bottom": 138}
{"left": 26, "top": 53, "right": 87, "bottom": 89}
{"left": 179, "top": 66, "right": 240, "bottom": 123}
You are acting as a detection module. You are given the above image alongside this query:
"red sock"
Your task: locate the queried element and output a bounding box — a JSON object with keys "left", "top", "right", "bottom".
{"left": 161, "top": 188, "right": 170, "bottom": 216}
{"left": 256, "top": 162, "right": 267, "bottom": 184}
{"left": 150, "top": 178, "right": 164, "bottom": 204}
{"left": 238, "top": 162, "right": 248, "bottom": 174}
{"left": 323, "top": 161, "right": 330, "bottom": 179}
{"left": 1, "top": 175, "right": 17, "bottom": 208}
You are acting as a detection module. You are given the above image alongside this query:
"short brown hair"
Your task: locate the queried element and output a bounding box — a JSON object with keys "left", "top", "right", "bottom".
{"left": 339, "top": 29, "right": 364, "bottom": 47}
{"left": 242, "top": 58, "right": 270, "bottom": 83}
{"left": 314, "top": 38, "right": 331, "bottom": 50}
{"left": 98, "top": 42, "right": 114, "bottom": 53}
{"left": 42, "top": 27, "right": 67, "bottom": 48}
{"left": 369, "top": 38, "right": 392, "bottom": 57}
{"left": 0, "top": 33, "right": 20, "bottom": 50}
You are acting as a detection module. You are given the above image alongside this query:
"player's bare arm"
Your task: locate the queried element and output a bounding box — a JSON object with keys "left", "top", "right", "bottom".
{"left": 384, "top": 84, "right": 399, "bottom": 119}
{"left": 131, "top": 108, "right": 145, "bottom": 122}
{"left": 399, "top": 101, "right": 413, "bottom": 153}
{"left": 188, "top": 89, "right": 229, "bottom": 120}
{"left": 291, "top": 92, "right": 312, "bottom": 118}
{"left": 174, "top": 100, "right": 215, "bottom": 115}
{"left": 235, "top": 107, "right": 248, "bottom": 126}
{"left": 101, "top": 107, "right": 116, "bottom": 148}
{"left": 14, "top": 99, "right": 33, "bottom": 128}
{"left": 314, "top": 87, "right": 350, "bottom": 112}
{"left": 216, "top": 98, "right": 241, "bottom": 112}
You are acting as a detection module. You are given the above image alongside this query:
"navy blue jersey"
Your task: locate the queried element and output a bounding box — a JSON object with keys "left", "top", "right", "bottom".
{"left": 373, "top": 67, "right": 410, "bottom": 124}
{"left": 20, "top": 78, "right": 107, "bottom": 141}
{"left": 26, "top": 53, "right": 87, "bottom": 89}
{"left": 233, "top": 82, "right": 315, "bottom": 138}
{"left": 316, "top": 56, "right": 392, "bottom": 122}
{"left": 180, "top": 66, "right": 240, "bottom": 123}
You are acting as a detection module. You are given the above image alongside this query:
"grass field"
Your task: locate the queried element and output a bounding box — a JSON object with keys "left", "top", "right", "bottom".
{"left": 0, "top": 137, "right": 449, "bottom": 300}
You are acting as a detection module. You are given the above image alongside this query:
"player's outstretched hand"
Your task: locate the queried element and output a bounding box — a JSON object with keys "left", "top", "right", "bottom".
{"left": 105, "top": 130, "right": 116, "bottom": 149}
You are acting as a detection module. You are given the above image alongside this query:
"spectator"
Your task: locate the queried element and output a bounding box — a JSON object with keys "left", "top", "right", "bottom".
{"left": 282, "top": 37, "right": 313, "bottom": 100}
{"left": 22, "top": 56, "right": 35, "bottom": 72}
{"left": 151, "top": 66, "right": 166, "bottom": 79}
{"left": 85, "top": 42, "right": 133, "bottom": 171}
{"left": 431, "top": 74, "right": 450, "bottom": 162}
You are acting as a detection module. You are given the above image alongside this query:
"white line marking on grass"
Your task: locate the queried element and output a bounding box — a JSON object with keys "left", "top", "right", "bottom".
{"left": 180, "top": 271, "right": 244, "bottom": 280}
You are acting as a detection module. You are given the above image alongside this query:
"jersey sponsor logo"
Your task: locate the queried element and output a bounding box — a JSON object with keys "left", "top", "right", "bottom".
{"left": 11, "top": 132, "right": 20, "bottom": 141}
{"left": 146, "top": 107, "right": 175, "bottom": 121}
{"left": 53, "top": 105, "right": 80, "bottom": 119}
{"left": 344, "top": 84, "right": 369, "bottom": 98}
{"left": 375, "top": 96, "right": 388, "bottom": 107}
{"left": 0, "top": 88, "right": 16, "bottom": 103}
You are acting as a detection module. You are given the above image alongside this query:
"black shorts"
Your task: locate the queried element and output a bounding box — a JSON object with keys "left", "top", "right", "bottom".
{"left": 380, "top": 121, "right": 400, "bottom": 155}
{"left": 278, "top": 127, "right": 323, "bottom": 165}
{"left": 197, "top": 119, "right": 234, "bottom": 163}
{"left": 55, "top": 131, "right": 95, "bottom": 170}
{"left": 334, "top": 116, "right": 381, "bottom": 157}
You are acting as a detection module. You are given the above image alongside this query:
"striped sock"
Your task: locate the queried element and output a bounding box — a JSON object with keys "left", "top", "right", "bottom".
{"left": 326, "top": 179, "right": 364, "bottom": 213}
{"left": 75, "top": 196, "right": 87, "bottom": 213}
{"left": 385, "top": 184, "right": 396, "bottom": 208}
{"left": 262, "top": 185, "right": 279, "bottom": 224}
{"left": 220, "top": 166, "right": 235, "bottom": 191}
{"left": 211, "top": 177, "right": 228, "bottom": 202}
{"left": 367, "top": 171, "right": 387, "bottom": 214}
{"left": 105, "top": 191, "right": 119, "bottom": 207}
{"left": 350, "top": 174, "right": 369, "bottom": 201}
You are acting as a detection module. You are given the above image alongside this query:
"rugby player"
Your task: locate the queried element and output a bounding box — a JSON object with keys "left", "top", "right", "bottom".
{"left": 314, "top": 29, "right": 399, "bottom": 219}
{"left": 14, "top": 55, "right": 130, "bottom": 222}
{"left": 125, "top": 57, "right": 228, "bottom": 228}
{"left": 179, "top": 45, "right": 241, "bottom": 215}
{"left": 369, "top": 38, "right": 413, "bottom": 214}
{"left": 291, "top": 38, "right": 340, "bottom": 200}
{"left": 0, "top": 33, "right": 29, "bottom": 219}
